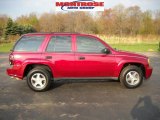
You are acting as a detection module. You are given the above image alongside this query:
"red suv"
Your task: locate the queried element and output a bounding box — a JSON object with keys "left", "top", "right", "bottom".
{"left": 6, "top": 33, "right": 152, "bottom": 91}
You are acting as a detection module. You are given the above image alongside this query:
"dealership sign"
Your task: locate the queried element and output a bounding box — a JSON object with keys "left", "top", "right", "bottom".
{"left": 55, "top": 0, "right": 104, "bottom": 11}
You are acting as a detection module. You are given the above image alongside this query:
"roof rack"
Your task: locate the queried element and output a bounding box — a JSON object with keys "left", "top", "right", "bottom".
{"left": 25, "top": 32, "right": 80, "bottom": 35}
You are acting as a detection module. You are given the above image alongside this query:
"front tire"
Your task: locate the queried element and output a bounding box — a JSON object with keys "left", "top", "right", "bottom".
{"left": 120, "top": 65, "right": 143, "bottom": 88}
{"left": 27, "top": 68, "right": 51, "bottom": 92}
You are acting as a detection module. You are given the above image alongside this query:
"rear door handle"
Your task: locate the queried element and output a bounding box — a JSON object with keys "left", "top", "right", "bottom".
{"left": 45, "top": 56, "right": 52, "bottom": 59}
{"left": 79, "top": 56, "right": 85, "bottom": 60}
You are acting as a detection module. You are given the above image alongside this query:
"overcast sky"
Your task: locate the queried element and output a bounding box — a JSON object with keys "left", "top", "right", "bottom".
{"left": 0, "top": 0, "right": 160, "bottom": 19}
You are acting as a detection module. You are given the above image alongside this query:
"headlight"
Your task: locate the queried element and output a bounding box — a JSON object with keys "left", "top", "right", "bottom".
{"left": 148, "top": 58, "right": 150, "bottom": 65}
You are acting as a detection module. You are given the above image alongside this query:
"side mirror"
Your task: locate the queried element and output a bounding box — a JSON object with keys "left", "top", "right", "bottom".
{"left": 102, "top": 48, "right": 110, "bottom": 54}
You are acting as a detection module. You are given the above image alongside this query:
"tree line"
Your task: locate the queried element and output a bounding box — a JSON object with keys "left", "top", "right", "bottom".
{"left": 0, "top": 4, "right": 160, "bottom": 40}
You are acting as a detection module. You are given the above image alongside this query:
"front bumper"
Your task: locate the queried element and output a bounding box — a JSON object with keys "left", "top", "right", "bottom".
{"left": 145, "top": 66, "right": 153, "bottom": 79}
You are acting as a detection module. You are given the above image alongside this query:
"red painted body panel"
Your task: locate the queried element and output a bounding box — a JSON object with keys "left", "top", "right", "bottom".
{"left": 6, "top": 33, "right": 153, "bottom": 80}
{"left": 74, "top": 53, "right": 116, "bottom": 77}
{"left": 7, "top": 52, "right": 43, "bottom": 79}
{"left": 42, "top": 53, "right": 75, "bottom": 77}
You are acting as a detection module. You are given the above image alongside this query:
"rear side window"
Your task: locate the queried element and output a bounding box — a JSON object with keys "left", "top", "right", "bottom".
{"left": 76, "top": 36, "right": 105, "bottom": 53}
{"left": 14, "top": 36, "right": 45, "bottom": 52}
{"left": 46, "top": 36, "right": 71, "bottom": 52}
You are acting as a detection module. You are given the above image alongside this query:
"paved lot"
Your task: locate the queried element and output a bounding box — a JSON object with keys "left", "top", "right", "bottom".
{"left": 0, "top": 52, "right": 160, "bottom": 120}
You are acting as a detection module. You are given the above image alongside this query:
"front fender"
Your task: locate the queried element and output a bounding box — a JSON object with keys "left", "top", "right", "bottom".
{"left": 114, "top": 58, "right": 147, "bottom": 78}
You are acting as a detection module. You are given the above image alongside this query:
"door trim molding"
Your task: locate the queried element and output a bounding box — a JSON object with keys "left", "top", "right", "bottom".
{"left": 54, "top": 77, "right": 118, "bottom": 81}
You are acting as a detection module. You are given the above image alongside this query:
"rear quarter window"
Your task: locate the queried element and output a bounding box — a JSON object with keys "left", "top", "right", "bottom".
{"left": 14, "top": 36, "right": 45, "bottom": 52}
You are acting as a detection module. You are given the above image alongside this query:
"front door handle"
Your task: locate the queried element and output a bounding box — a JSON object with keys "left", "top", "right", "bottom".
{"left": 79, "top": 56, "right": 85, "bottom": 60}
{"left": 45, "top": 56, "right": 52, "bottom": 59}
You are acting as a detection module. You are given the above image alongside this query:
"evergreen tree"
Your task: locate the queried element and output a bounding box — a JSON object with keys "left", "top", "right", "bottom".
{"left": 11, "top": 23, "right": 18, "bottom": 35}
{"left": 4, "top": 18, "right": 13, "bottom": 38}
{"left": 4, "top": 18, "right": 36, "bottom": 39}
{"left": 24, "top": 25, "right": 36, "bottom": 33}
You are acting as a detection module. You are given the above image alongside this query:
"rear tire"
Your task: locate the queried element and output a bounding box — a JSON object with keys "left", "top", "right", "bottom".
{"left": 27, "top": 68, "right": 51, "bottom": 92}
{"left": 120, "top": 65, "right": 143, "bottom": 89}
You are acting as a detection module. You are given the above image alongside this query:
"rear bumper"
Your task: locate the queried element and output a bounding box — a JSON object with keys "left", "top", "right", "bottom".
{"left": 6, "top": 68, "right": 14, "bottom": 76}
{"left": 145, "top": 66, "right": 153, "bottom": 79}
{"left": 6, "top": 67, "right": 23, "bottom": 80}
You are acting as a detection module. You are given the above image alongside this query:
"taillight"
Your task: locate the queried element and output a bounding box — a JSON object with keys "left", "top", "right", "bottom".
{"left": 9, "top": 54, "right": 14, "bottom": 65}
{"left": 9, "top": 61, "right": 12, "bottom": 65}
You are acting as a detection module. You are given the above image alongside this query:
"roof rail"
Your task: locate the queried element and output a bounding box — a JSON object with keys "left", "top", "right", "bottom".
{"left": 53, "top": 32, "right": 80, "bottom": 34}
{"left": 25, "top": 32, "right": 80, "bottom": 34}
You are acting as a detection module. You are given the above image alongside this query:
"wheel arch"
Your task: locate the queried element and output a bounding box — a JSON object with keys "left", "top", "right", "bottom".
{"left": 23, "top": 64, "right": 53, "bottom": 78}
{"left": 118, "top": 62, "right": 145, "bottom": 79}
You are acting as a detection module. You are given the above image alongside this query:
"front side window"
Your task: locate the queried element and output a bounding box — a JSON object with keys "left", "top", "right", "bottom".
{"left": 46, "top": 36, "right": 71, "bottom": 52}
{"left": 14, "top": 36, "right": 45, "bottom": 52}
{"left": 76, "top": 36, "right": 105, "bottom": 53}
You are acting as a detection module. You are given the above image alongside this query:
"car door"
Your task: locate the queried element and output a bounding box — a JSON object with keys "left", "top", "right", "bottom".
{"left": 43, "top": 35, "right": 75, "bottom": 78}
{"left": 74, "top": 35, "right": 116, "bottom": 78}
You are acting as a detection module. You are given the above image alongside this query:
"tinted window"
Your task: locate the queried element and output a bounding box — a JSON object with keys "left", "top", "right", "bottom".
{"left": 46, "top": 36, "right": 71, "bottom": 52}
{"left": 76, "top": 36, "right": 105, "bottom": 53}
{"left": 14, "top": 36, "right": 45, "bottom": 52}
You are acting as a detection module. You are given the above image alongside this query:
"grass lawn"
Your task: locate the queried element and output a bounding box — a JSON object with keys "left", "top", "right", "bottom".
{"left": 0, "top": 42, "right": 159, "bottom": 52}
{"left": 110, "top": 43, "right": 159, "bottom": 52}
{"left": 0, "top": 42, "right": 14, "bottom": 52}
